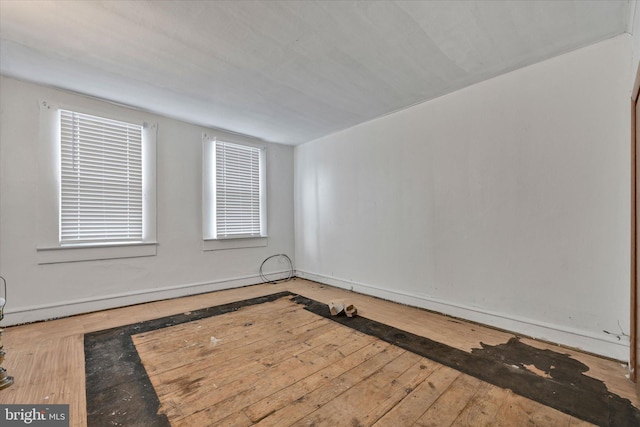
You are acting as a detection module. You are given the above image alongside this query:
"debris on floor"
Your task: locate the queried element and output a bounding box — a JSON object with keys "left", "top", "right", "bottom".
{"left": 328, "top": 301, "right": 344, "bottom": 316}
{"left": 345, "top": 304, "right": 357, "bottom": 317}
{"left": 328, "top": 301, "right": 357, "bottom": 317}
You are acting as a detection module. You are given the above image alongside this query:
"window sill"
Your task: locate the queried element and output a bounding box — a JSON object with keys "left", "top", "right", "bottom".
{"left": 203, "top": 237, "right": 267, "bottom": 251}
{"left": 37, "top": 242, "right": 158, "bottom": 264}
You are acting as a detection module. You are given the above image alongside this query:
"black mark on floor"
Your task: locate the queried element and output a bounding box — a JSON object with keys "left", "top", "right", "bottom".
{"left": 84, "top": 291, "right": 294, "bottom": 427}
{"left": 85, "top": 292, "right": 639, "bottom": 427}
{"left": 293, "top": 295, "right": 640, "bottom": 427}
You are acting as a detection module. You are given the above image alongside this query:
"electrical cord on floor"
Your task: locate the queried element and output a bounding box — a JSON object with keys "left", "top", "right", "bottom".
{"left": 260, "top": 254, "right": 294, "bottom": 284}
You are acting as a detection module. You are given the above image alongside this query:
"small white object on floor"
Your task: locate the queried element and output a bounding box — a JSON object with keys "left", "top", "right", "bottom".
{"left": 345, "top": 304, "right": 357, "bottom": 317}
{"left": 328, "top": 301, "right": 344, "bottom": 316}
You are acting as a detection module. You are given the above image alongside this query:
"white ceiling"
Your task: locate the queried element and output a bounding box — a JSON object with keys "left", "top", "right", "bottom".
{"left": 0, "top": 1, "right": 632, "bottom": 145}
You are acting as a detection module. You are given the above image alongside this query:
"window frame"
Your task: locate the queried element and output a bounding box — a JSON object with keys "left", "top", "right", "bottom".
{"left": 202, "top": 133, "right": 267, "bottom": 251}
{"left": 37, "top": 100, "right": 157, "bottom": 264}
{"left": 59, "top": 109, "right": 144, "bottom": 245}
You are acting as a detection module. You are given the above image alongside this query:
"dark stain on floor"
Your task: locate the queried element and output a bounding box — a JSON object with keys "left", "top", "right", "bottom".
{"left": 470, "top": 338, "right": 639, "bottom": 427}
{"left": 293, "top": 295, "right": 640, "bottom": 427}
{"left": 84, "top": 292, "right": 640, "bottom": 427}
{"left": 84, "top": 291, "right": 295, "bottom": 427}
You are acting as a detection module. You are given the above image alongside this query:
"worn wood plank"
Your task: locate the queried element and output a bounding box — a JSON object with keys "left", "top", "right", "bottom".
{"left": 141, "top": 321, "right": 342, "bottom": 413}
{"left": 243, "top": 339, "right": 386, "bottom": 422}
{"left": 164, "top": 323, "right": 364, "bottom": 423}
{"left": 493, "top": 390, "right": 573, "bottom": 427}
{"left": 254, "top": 344, "right": 407, "bottom": 426}
{"left": 450, "top": 382, "right": 509, "bottom": 427}
{"left": 358, "top": 357, "right": 441, "bottom": 425}
{"left": 373, "top": 365, "right": 461, "bottom": 427}
{"left": 0, "top": 335, "right": 86, "bottom": 427}
{"left": 294, "top": 350, "right": 422, "bottom": 426}
{"left": 172, "top": 328, "right": 372, "bottom": 425}
{"left": 414, "top": 373, "right": 485, "bottom": 427}
{"left": 132, "top": 300, "right": 325, "bottom": 374}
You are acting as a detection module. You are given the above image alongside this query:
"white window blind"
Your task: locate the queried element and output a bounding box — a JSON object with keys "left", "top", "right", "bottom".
{"left": 60, "top": 110, "right": 143, "bottom": 244}
{"left": 215, "top": 140, "right": 263, "bottom": 238}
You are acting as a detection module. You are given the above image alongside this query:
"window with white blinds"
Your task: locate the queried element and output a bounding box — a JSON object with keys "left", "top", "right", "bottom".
{"left": 60, "top": 110, "right": 143, "bottom": 244}
{"left": 214, "top": 140, "right": 265, "bottom": 238}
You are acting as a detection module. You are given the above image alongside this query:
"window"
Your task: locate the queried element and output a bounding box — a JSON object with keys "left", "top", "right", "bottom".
{"left": 203, "top": 134, "right": 267, "bottom": 249}
{"left": 60, "top": 110, "right": 143, "bottom": 245}
{"left": 37, "top": 100, "right": 157, "bottom": 263}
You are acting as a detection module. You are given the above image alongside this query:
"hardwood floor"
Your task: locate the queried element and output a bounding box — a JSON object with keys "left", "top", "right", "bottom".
{"left": 0, "top": 278, "right": 637, "bottom": 426}
{"left": 132, "top": 297, "right": 592, "bottom": 426}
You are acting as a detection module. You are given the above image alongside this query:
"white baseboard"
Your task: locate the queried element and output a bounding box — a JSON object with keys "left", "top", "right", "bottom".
{"left": 296, "top": 270, "right": 629, "bottom": 362}
{"left": 4, "top": 269, "right": 629, "bottom": 362}
{"left": 2, "top": 272, "right": 288, "bottom": 326}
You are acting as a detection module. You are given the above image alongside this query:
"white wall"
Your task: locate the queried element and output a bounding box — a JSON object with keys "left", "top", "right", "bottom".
{"left": 0, "top": 33, "right": 632, "bottom": 362}
{"left": 631, "top": 0, "right": 640, "bottom": 84}
{"left": 295, "top": 35, "right": 632, "bottom": 360}
{"left": 0, "top": 76, "right": 295, "bottom": 325}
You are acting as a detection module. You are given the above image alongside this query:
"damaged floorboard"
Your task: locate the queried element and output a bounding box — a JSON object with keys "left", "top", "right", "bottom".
{"left": 84, "top": 293, "right": 638, "bottom": 426}
{"left": 2, "top": 279, "right": 638, "bottom": 426}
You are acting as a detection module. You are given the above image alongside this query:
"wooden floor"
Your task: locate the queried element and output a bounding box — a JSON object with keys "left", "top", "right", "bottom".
{"left": 132, "top": 296, "right": 592, "bottom": 426}
{"left": 0, "top": 278, "right": 637, "bottom": 426}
